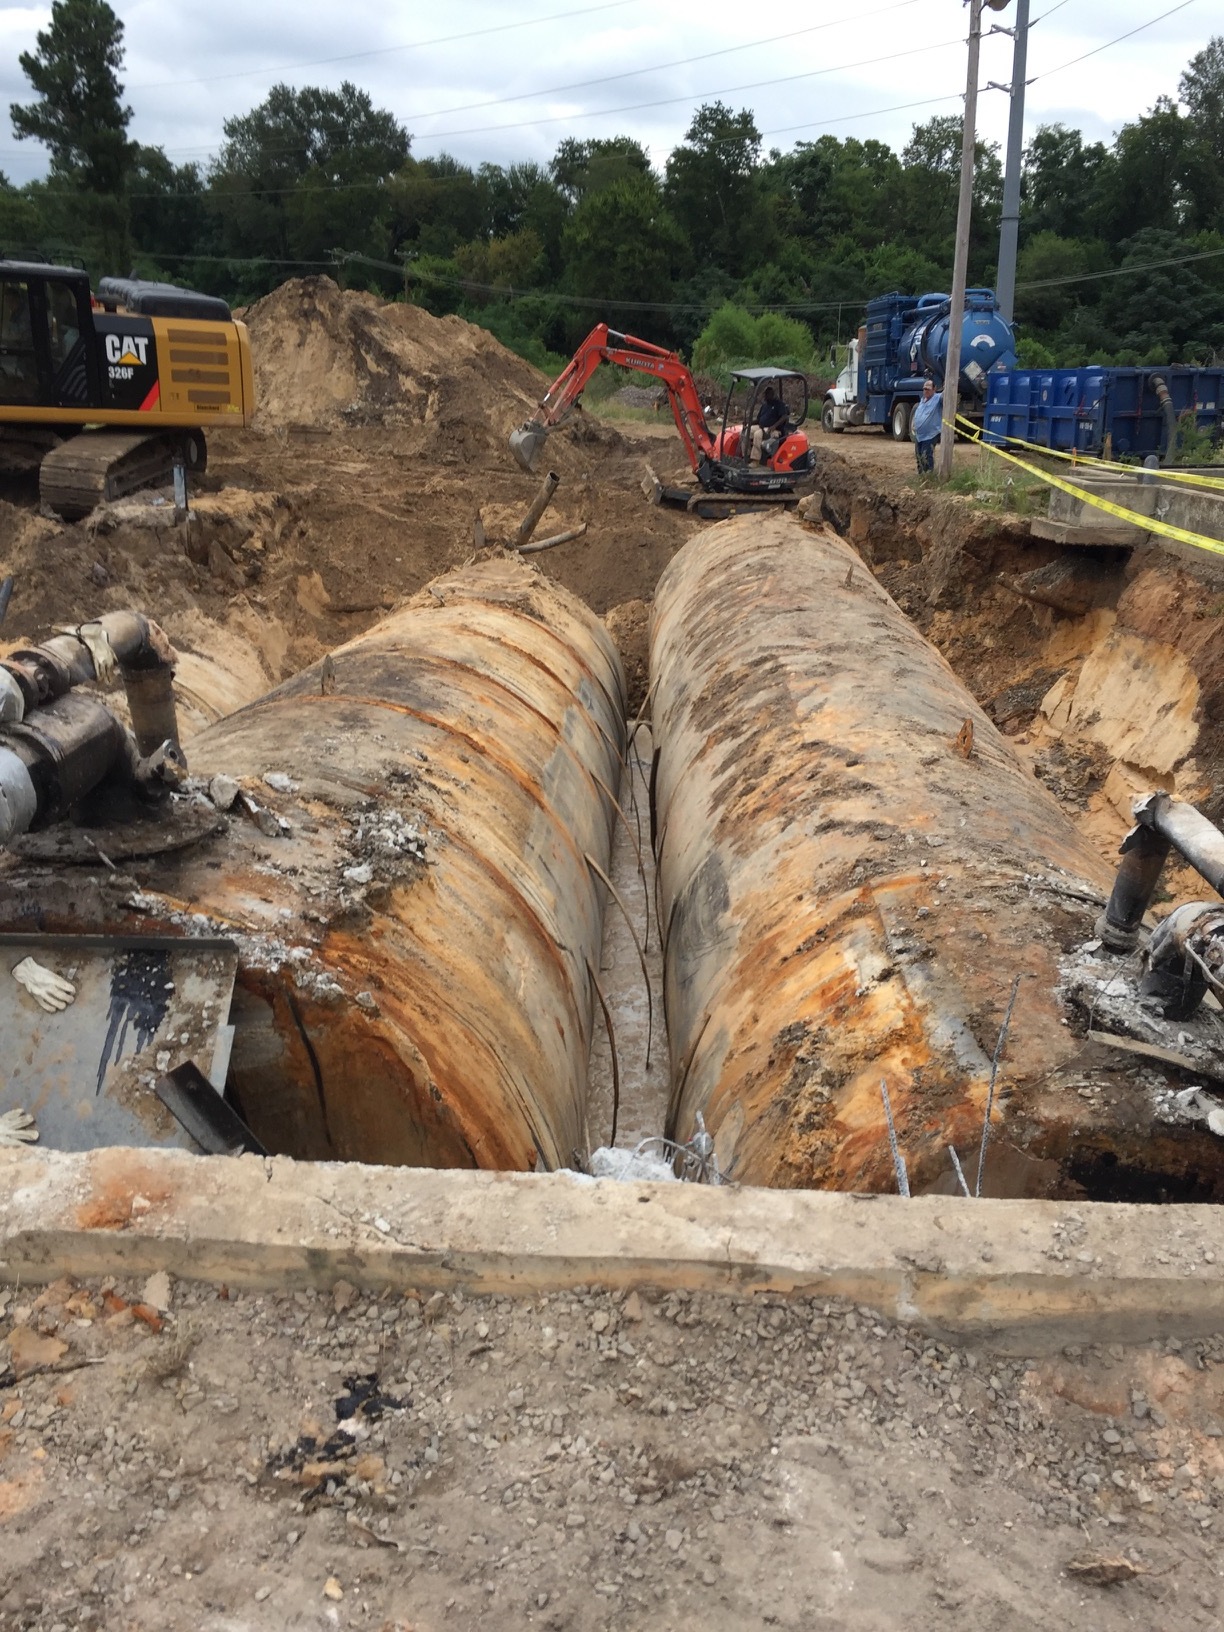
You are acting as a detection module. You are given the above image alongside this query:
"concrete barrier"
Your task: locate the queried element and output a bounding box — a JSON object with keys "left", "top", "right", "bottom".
{"left": 3, "top": 1146, "right": 1223, "bottom": 1354}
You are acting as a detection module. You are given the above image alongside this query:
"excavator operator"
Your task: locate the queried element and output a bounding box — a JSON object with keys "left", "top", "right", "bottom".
{"left": 749, "top": 386, "right": 788, "bottom": 464}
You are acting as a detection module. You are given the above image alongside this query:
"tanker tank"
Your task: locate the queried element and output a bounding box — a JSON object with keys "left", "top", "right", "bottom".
{"left": 2, "top": 556, "right": 626, "bottom": 1171}
{"left": 903, "top": 291, "right": 1018, "bottom": 393}
{"left": 649, "top": 514, "right": 1224, "bottom": 1199}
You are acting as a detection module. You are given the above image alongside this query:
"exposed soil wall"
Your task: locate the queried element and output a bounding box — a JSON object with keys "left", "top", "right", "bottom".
{"left": 804, "top": 448, "right": 1224, "bottom": 856}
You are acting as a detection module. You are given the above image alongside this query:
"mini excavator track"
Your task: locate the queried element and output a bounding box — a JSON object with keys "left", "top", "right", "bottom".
{"left": 38, "top": 430, "right": 206, "bottom": 521}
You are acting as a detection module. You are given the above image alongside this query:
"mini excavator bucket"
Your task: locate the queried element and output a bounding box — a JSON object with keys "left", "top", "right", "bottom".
{"left": 509, "top": 419, "right": 549, "bottom": 474}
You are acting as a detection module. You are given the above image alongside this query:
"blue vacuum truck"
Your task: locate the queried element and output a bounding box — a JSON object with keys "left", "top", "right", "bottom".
{"left": 822, "top": 288, "right": 1018, "bottom": 439}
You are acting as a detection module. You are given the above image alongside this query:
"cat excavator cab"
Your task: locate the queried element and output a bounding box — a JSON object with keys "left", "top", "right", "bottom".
{"left": 0, "top": 259, "right": 254, "bottom": 519}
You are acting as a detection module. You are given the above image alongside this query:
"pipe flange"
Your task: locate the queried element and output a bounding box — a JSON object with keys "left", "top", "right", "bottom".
{"left": 1094, "top": 910, "right": 1142, "bottom": 954}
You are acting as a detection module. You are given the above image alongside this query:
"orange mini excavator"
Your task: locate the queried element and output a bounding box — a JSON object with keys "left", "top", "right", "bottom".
{"left": 510, "top": 323, "right": 812, "bottom": 515}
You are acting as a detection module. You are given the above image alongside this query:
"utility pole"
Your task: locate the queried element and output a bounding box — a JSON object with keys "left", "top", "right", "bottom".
{"left": 995, "top": 0, "right": 1030, "bottom": 324}
{"left": 937, "top": 0, "right": 985, "bottom": 481}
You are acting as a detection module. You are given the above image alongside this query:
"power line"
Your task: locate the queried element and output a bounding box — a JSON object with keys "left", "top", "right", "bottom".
{"left": 115, "top": 234, "right": 1224, "bottom": 330}
{"left": 404, "top": 0, "right": 923, "bottom": 123}
{"left": 1014, "top": 242, "right": 1224, "bottom": 288}
{"left": 19, "top": 83, "right": 973, "bottom": 201}
{"left": 1030, "top": 0, "right": 1199, "bottom": 83}
{"left": 417, "top": 37, "right": 967, "bottom": 141}
{"left": 1, "top": 0, "right": 925, "bottom": 166}
{"left": 123, "top": 1, "right": 640, "bottom": 92}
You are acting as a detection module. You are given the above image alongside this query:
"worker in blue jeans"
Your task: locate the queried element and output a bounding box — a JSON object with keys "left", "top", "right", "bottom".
{"left": 911, "top": 377, "right": 943, "bottom": 474}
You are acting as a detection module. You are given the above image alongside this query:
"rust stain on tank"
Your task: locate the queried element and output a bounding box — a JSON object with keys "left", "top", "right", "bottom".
{"left": 9, "top": 557, "right": 625, "bottom": 1172}
{"left": 650, "top": 516, "right": 1122, "bottom": 1194}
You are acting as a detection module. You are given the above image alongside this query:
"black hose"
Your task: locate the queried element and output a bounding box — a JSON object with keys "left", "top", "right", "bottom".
{"left": 0, "top": 576, "right": 13, "bottom": 628}
{"left": 1150, "top": 375, "right": 1179, "bottom": 466}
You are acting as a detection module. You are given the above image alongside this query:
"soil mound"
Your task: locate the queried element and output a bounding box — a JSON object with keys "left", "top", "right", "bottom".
{"left": 242, "top": 276, "right": 545, "bottom": 443}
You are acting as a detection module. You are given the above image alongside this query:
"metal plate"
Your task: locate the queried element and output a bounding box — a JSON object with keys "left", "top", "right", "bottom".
{"left": 0, "top": 933, "right": 239, "bottom": 1151}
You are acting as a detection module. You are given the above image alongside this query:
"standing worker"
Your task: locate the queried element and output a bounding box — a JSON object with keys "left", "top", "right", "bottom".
{"left": 911, "top": 376, "right": 943, "bottom": 475}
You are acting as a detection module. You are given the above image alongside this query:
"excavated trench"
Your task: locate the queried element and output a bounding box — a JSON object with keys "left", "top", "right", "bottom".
{"left": 6, "top": 457, "right": 1224, "bottom": 1207}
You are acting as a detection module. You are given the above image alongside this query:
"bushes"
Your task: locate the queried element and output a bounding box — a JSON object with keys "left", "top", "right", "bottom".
{"left": 691, "top": 302, "right": 815, "bottom": 375}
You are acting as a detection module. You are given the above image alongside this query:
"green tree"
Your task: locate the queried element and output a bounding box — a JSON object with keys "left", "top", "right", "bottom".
{"left": 210, "top": 82, "right": 409, "bottom": 278}
{"left": 1097, "top": 228, "right": 1224, "bottom": 360}
{"left": 901, "top": 115, "right": 1001, "bottom": 275}
{"left": 1013, "top": 231, "right": 1094, "bottom": 333}
{"left": 1022, "top": 124, "right": 1112, "bottom": 241}
{"left": 1096, "top": 98, "right": 1190, "bottom": 240}
{"left": 10, "top": 0, "right": 132, "bottom": 194}
{"left": 664, "top": 103, "right": 770, "bottom": 277}
{"left": 126, "top": 146, "right": 212, "bottom": 273}
{"left": 550, "top": 137, "right": 651, "bottom": 204}
{"left": 390, "top": 155, "right": 484, "bottom": 258}
{"left": 562, "top": 173, "right": 688, "bottom": 339}
{"left": 1180, "top": 36, "right": 1224, "bottom": 229}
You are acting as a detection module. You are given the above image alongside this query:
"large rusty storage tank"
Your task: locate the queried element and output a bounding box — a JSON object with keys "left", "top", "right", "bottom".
{"left": 650, "top": 515, "right": 1146, "bottom": 1195}
{"left": 10, "top": 557, "right": 626, "bottom": 1170}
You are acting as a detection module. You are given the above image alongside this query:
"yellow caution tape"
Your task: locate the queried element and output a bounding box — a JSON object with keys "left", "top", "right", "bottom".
{"left": 955, "top": 418, "right": 1224, "bottom": 559}
{"left": 966, "top": 416, "right": 1224, "bottom": 491}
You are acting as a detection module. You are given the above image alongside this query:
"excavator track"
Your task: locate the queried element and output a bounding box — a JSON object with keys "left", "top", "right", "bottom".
{"left": 39, "top": 430, "right": 205, "bottom": 521}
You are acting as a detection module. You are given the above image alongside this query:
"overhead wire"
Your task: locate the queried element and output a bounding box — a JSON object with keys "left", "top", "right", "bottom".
{"left": 416, "top": 36, "right": 968, "bottom": 141}
{"left": 124, "top": 0, "right": 641, "bottom": 91}
{"left": 402, "top": 0, "right": 923, "bottom": 123}
{"left": 125, "top": 234, "right": 1224, "bottom": 317}
{"left": 1028, "top": 0, "right": 1199, "bottom": 83}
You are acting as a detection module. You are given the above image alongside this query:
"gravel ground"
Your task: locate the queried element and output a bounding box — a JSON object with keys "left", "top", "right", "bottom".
{"left": 3, "top": 1274, "right": 1224, "bottom": 1630}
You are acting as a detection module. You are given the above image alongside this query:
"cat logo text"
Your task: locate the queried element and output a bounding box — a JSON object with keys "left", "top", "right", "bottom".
{"left": 104, "top": 332, "right": 150, "bottom": 380}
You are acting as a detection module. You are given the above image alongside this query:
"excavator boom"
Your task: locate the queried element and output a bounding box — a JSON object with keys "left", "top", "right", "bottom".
{"left": 511, "top": 324, "right": 714, "bottom": 476}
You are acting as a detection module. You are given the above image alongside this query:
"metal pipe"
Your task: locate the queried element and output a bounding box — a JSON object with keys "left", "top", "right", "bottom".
{"left": 650, "top": 515, "right": 1119, "bottom": 1194}
{"left": 1150, "top": 375, "right": 1179, "bottom": 466}
{"left": 0, "top": 692, "right": 178, "bottom": 846}
{"left": 36, "top": 557, "right": 627, "bottom": 1171}
{"left": 1, "top": 612, "right": 180, "bottom": 750}
{"left": 1096, "top": 818, "right": 1173, "bottom": 952}
{"left": 1136, "top": 791, "right": 1224, "bottom": 894}
{"left": 516, "top": 472, "right": 560, "bottom": 547}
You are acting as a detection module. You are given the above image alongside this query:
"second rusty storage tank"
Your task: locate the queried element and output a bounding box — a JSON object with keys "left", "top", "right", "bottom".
{"left": 650, "top": 515, "right": 1134, "bottom": 1194}
{"left": 10, "top": 556, "right": 626, "bottom": 1170}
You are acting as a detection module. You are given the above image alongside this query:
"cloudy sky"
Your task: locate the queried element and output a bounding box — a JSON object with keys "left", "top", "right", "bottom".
{"left": 0, "top": 0, "right": 1214, "bottom": 184}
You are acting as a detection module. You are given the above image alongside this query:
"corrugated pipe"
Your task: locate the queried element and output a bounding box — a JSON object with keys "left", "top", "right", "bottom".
{"left": 1150, "top": 375, "right": 1179, "bottom": 466}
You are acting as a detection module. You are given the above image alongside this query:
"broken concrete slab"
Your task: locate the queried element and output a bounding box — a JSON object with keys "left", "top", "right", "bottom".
{"left": 3, "top": 1146, "right": 1224, "bottom": 1354}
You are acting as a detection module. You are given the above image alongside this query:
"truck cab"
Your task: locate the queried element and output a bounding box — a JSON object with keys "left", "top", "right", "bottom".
{"left": 822, "top": 336, "right": 864, "bottom": 433}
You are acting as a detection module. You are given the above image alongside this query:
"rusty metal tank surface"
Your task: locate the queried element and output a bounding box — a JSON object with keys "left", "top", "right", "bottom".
{"left": 650, "top": 515, "right": 1134, "bottom": 1195}
{"left": 31, "top": 558, "right": 625, "bottom": 1170}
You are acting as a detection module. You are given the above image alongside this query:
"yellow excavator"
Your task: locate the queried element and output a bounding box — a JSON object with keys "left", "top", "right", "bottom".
{"left": 0, "top": 258, "right": 254, "bottom": 519}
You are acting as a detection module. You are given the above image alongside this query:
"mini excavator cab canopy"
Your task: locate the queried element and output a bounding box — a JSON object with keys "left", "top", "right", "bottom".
{"left": 720, "top": 366, "right": 809, "bottom": 462}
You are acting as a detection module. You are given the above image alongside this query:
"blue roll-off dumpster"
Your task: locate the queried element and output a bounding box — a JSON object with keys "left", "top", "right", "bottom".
{"left": 985, "top": 366, "right": 1223, "bottom": 459}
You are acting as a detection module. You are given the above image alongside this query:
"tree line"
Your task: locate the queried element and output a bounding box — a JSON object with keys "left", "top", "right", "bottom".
{"left": 3, "top": 0, "right": 1223, "bottom": 372}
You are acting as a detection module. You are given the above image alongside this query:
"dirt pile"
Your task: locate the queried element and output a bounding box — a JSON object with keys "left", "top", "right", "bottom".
{"left": 242, "top": 276, "right": 619, "bottom": 471}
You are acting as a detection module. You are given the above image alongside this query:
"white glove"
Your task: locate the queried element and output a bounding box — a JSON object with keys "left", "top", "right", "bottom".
{"left": 77, "top": 621, "right": 119, "bottom": 687}
{"left": 0, "top": 1108, "right": 38, "bottom": 1146}
{"left": 12, "top": 956, "right": 76, "bottom": 1012}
